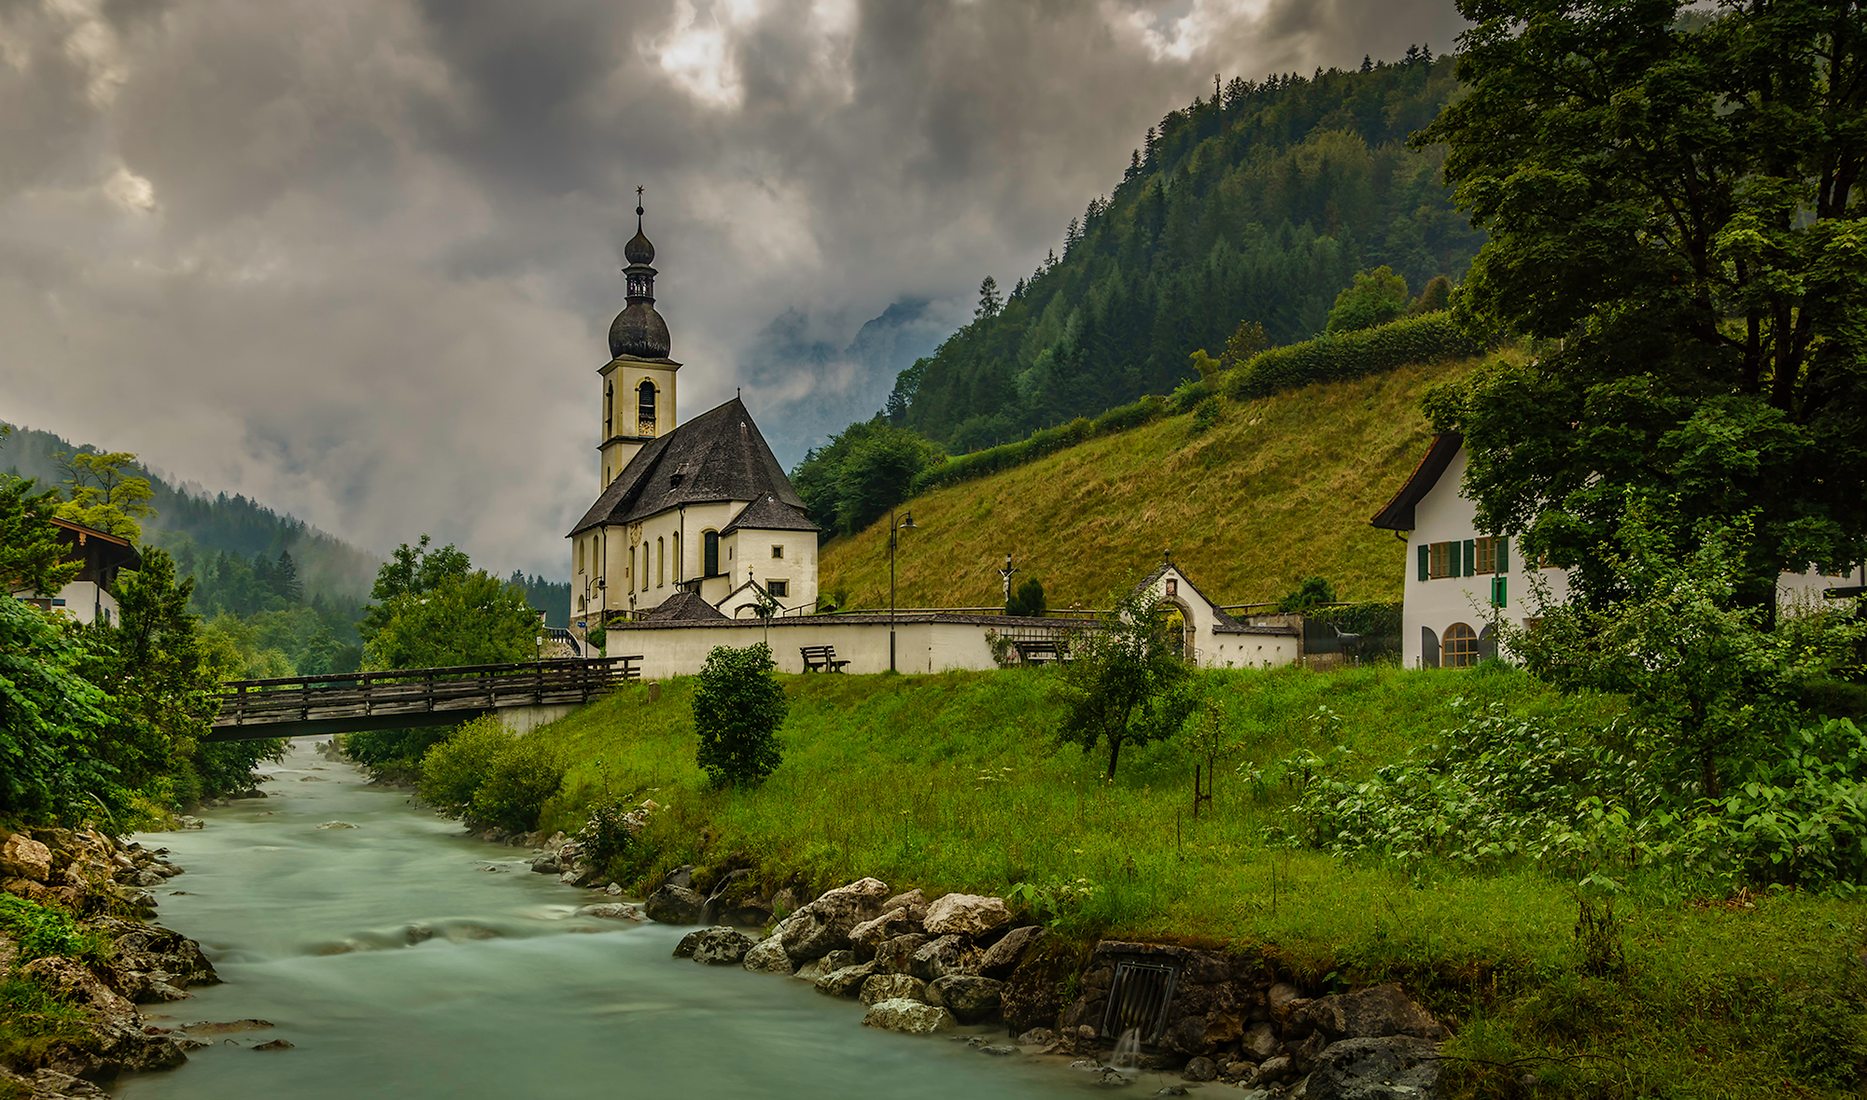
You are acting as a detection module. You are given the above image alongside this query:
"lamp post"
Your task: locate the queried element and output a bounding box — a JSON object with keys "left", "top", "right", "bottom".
{"left": 888, "top": 509, "right": 916, "bottom": 672}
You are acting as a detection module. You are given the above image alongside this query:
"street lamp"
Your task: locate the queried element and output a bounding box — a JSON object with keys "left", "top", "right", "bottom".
{"left": 888, "top": 509, "right": 917, "bottom": 672}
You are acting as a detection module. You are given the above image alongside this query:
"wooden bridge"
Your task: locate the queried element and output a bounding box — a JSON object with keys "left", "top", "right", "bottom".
{"left": 208, "top": 657, "right": 641, "bottom": 740}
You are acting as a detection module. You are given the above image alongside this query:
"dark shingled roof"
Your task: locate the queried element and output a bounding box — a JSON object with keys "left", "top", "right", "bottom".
{"left": 722, "top": 492, "right": 818, "bottom": 534}
{"left": 570, "top": 397, "right": 807, "bottom": 535}
{"left": 1370, "top": 432, "right": 1462, "bottom": 532}
{"left": 641, "top": 588, "right": 729, "bottom": 622}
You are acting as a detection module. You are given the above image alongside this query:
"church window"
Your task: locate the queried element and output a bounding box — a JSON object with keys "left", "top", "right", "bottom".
{"left": 577, "top": 538, "right": 584, "bottom": 573}
{"left": 638, "top": 381, "right": 657, "bottom": 434}
{"left": 771, "top": 544, "right": 783, "bottom": 559}
{"left": 767, "top": 580, "right": 789, "bottom": 599}
{"left": 703, "top": 530, "right": 720, "bottom": 576}
{"left": 656, "top": 537, "right": 664, "bottom": 587}
{"left": 604, "top": 380, "right": 614, "bottom": 437}
{"left": 673, "top": 532, "right": 681, "bottom": 581}
{"left": 1442, "top": 622, "right": 1480, "bottom": 668}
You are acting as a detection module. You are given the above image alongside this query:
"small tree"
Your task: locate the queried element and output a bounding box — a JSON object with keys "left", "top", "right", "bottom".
{"left": 1055, "top": 592, "right": 1196, "bottom": 780}
{"left": 1007, "top": 577, "right": 1047, "bottom": 618}
{"left": 1277, "top": 576, "right": 1336, "bottom": 612}
{"left": 693, "top": 643, "right": 787, "bottom": 789}
{"left": 1324, "top": 266, "right": 1409, "bottom": 334}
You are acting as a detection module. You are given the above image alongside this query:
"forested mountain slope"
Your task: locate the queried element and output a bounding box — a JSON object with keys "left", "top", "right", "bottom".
{"left": 889, "top": 51, "right": 1478, "bottom": 451}
{"left": 820, "top": 352, "right": 1505, "bottom": 611}
{"left": 1, "top": 422, "right": 378, "bottom": 600}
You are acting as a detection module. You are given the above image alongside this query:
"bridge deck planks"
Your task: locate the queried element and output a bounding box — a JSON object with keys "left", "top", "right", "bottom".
{"left": 208, "top": 656, "right": 642, "bottom": 740}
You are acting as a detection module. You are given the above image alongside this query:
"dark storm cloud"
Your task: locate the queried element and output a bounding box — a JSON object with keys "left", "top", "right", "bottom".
{"left": 0, "top": 0, "right": 1468, "bottom": 577}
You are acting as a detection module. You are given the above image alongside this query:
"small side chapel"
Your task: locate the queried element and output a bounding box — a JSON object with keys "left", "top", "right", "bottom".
{"left": 567, "top": 199, "right": 819, "bottom": 635}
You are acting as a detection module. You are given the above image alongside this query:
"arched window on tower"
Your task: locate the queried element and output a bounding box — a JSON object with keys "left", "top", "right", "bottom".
{"left": 638, "top": 381, "right": 657, "bottom": 434}
{"left": 703, "top": 530, "right": 720, "bottom": 577}
{"left": 604, "top": 380, "right": 613, "bottom": 438}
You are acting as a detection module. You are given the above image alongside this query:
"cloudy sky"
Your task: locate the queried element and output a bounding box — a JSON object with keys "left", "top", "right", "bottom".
{"left": 0, "top": 0, "right": 1466, "bottom": 577}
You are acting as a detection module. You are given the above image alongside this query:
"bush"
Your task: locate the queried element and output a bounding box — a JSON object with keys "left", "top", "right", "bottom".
{"left": 471, "top": 735, "right": 567, "bottom": 834}
{"left": 0, "top": 894, "right": 106, "bottom": 965}
{"left": 417, "top": 717, "right": 566, "bottom": 833}
{"left": 693, "top": 644, "right": 787, "bottom": 789}
{"left": 1223, "top": 312, "right": 1484, "bottom": 401}
{"left": 418, "top": 717, "right": 513, "bottom": 815}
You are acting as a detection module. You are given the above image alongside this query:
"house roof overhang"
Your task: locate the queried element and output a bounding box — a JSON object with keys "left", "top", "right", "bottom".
{"left": 1370, "top": 432, "right": 1462, "bottom": 532}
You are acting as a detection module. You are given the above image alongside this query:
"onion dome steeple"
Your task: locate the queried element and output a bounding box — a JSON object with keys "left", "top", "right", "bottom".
{"left": 609, "top": 187, "right": 672, "bottom": 360}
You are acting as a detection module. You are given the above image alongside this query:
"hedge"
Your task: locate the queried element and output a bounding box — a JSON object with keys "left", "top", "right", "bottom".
{"left": 1222, "top": 312, "right": 1482, "bottom": 401}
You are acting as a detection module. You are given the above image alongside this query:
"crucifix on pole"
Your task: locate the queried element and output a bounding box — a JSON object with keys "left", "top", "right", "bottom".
{"left": 998, "top": 553, "right": 1017, "bottom": 611}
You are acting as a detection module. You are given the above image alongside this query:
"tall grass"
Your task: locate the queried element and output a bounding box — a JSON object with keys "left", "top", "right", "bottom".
{"left": 531, "top": 666, "right": 1867, "bottom": 1098}
{"left": 818, "top": 355, "right": 1516, "bottom": 611}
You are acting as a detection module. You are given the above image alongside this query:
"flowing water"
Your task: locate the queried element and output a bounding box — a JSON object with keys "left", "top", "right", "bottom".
{"left": 115, "top": 742, "right": 1106, "bottom": 1099}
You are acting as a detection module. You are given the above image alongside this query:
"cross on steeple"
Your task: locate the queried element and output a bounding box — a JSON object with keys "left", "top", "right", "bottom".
{"left": 635, "top": 185, "right": 645, "bottom": 228}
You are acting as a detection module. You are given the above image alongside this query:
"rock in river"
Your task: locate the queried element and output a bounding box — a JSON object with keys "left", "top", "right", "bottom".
{"left": 861, "top": 998, "right": 957, "bottom": 1035}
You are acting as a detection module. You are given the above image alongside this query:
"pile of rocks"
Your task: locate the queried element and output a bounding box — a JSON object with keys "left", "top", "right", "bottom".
{"left": 666, "top": 877, "right": 1044, "bottom": 1038}
{"left": 1, "top": 827, "right": 220, "bottom": 1099}
{"left": 650, "top": 875, "right": 1450, "bottom": 1098}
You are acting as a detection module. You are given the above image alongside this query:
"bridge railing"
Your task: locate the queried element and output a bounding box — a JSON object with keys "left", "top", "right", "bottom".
{"left": 215, "top": 656, "right": 642, "bottom": 730}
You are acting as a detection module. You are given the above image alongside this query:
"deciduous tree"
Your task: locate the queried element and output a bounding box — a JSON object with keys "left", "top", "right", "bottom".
{"left": 1055, "top": 592, "right": 1197, "bottom": 780}
{"left": 1421, "top": 0, "right": 1867, "bottom": 614}
{"left": 692, "top": 644, "right": 787, "bottom": 789}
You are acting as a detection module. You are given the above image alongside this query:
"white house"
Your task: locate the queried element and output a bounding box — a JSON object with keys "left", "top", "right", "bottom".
{"left": 566, "top": 203, "right": 819, "bottom": 633}
{"left": 1372, "top": 433, "right": 1867, "bottom": 668}
{"left": 10, "top": 516, "right": 141, "bottom": 626}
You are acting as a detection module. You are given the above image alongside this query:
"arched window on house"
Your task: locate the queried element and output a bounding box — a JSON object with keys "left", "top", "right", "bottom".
{"left": 638, "top": 380, "right": 657, "bottom": 434}
{"left": 703, "top": 530, "right": 720, "bottom": 576}
{"left": 1441, "top": 622, "right": 1480, "bottom": 668}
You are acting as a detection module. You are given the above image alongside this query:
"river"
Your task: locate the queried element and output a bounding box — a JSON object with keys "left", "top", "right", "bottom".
{"left": 117, "top": 742, "right": 1109, "bottom": 1098}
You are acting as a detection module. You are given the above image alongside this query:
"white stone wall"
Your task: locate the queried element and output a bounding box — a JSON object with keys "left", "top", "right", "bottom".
{"left": 602, "top": 619, "right": 1004, "bottom": 677}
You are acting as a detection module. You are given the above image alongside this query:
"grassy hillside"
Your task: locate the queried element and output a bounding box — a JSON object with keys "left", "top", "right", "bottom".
{"left": 524, "top": 668, "right": 1866, "bottom": 1100}
{"left": 820, "top": 353, "right": 1504, "bottom": 611}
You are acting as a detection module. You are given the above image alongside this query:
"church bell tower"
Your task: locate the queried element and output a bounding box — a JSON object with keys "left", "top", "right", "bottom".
{"left": 598, "top": 189, "right": 680, "bottom": 487}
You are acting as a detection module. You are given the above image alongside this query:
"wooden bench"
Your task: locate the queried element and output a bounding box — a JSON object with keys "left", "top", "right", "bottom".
{"left": 1010, "top": 639, "right": 1069, "bottom": 665}
{"left": 799, "top": 645, "right": 849, "bottom": 673}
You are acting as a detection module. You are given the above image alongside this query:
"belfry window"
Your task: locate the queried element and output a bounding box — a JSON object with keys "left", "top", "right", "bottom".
{"left": 638, "top": 381, "right": 657, "bottom": 434}
{"left": 604, "top": 380, "right": 614, "bottom": 437}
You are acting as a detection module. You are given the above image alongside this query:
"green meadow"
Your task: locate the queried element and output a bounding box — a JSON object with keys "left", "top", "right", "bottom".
{"left": 529, "top": 666, "right": 1867, "bottom": 1100}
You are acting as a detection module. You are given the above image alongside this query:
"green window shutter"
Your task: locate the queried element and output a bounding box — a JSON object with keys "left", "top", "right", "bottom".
{"left": 1497, "top": 537, "right": 1510, "bottom": 574}
{"left": 1492, "top": 576, "right": 1507, "bottom": 608}
{"left": 1462, "top": 539, "right": 1476, "bottom": 577}
{"left": 1418, "top": 544, "right": 1430, "bottom": 582}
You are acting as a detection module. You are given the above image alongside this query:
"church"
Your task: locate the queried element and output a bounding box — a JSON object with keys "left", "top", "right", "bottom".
{"left": 567, "top": 201, "right": 819, "bottom": 635}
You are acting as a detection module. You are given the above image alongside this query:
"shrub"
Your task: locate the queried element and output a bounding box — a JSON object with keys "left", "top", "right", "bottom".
{"left": 418, "top": 717, "right": 513, "bottom": 815}
{"left": 1007, "top": 577, "right": 1047, "bottom": 618}
{"left": 693, "top": 644, "right": 787, "bottom": 789}
{"left": 471, "top": 735, "right": 566, "bottom": 834}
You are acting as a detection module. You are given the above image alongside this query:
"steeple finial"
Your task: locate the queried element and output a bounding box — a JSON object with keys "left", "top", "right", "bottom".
{"left": 635, "top": 185, "right": 645, "bottom": 227}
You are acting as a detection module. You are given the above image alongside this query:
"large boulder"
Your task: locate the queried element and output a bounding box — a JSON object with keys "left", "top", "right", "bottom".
{"left": 814, "top": 963, "right": 878, "bottom": 998}
{"left": 922, "top": 893, "right": 1012, "bottom": 939}
{"left": 1001, "top": 941, "right": 1076, "bottom": 1035}
{"left": 1, "top": 834, "right": 53, "bottom": 882}
{"left": 927, "top": 975, "right": 1005, "bottom": 1024}
{"left": 861, "top": 998, "right": 957, "bottom": 1035}
{"left": 882, "top": 888, "right": 928, "bottom": 919}
{"left": 16, "top": 957, "right": 184, "bottom": 1077}
{"left": 794, "top": 950, "right": 855, "bottom": 983}
{"left": 859, "top": 974, "right": 928, "bottom": 1006}
{"left": 776, "top": 877, "right": 890, "bottom": 961}
{"left": 1303, "top": 1036, "right": 1441, "bottom": 1100}
{"left": 742, "top": 936, "right": 795, "bottom": 975}
{"left": 870, "top": 933, "right": 929, "bottom": 976}
{"left": 644, "top": 884, "right": 707, "bottom": 925}
{"left": 675, "top": 927, "right": 757, "bottom": 966}
{"left": 848, "top": 907, "right": 917, "bottom": 960}
{"left": 909, "top": 934, "right": 981, "bottom": 981}
{"left": 92, "top": 918, "right": 218, "bottom": 1002}
{"left": 978, "top": 925, "right": 1043, "bottom": 977}
{"left": 1294, "top": 984, "right": 1448, "bottom": 1042}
